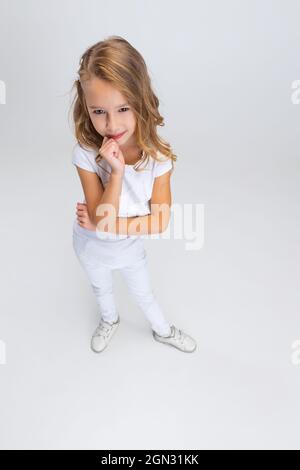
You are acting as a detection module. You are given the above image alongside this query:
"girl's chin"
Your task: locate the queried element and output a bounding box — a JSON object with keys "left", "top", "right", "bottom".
{"left": 99, "top": 131, "right": 135, "bottom": 148}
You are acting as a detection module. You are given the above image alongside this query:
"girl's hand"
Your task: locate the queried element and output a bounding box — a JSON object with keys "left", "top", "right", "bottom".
{"left": 99, "top": 136, "right": 125, "bottom": 176}
{"left": 76, "top": 202, "right": 96, "bottom": 231}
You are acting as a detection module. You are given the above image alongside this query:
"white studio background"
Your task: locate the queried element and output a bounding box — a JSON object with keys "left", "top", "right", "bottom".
{"left": 0, "top": 0, "right": 300, "bottom": 450}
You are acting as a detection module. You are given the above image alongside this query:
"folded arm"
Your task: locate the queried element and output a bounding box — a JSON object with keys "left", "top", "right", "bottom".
{"left": 75, "top": 166, "right": 172, "bottom": 236}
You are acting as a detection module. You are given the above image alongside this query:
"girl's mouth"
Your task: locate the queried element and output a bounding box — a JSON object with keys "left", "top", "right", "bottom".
{"left": 107, "top": 131, "right": 126, "bottom": 140}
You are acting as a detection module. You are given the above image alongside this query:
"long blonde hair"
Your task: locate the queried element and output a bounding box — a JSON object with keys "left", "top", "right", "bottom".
{"left": 68, "top": 35, "right": 177, "bottom": 173}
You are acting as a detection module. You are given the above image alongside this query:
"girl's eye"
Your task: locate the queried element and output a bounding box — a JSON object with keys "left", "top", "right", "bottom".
{"left": 93, "top": 107, "right": 130, "bottom": 115}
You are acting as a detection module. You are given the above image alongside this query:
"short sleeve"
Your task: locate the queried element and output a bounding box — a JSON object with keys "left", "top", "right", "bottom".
{"left": 71, "top": 143, "right": 97, "bottom": 173}
{"left": 154, "top": 156, "right": 173, "bottom": 178}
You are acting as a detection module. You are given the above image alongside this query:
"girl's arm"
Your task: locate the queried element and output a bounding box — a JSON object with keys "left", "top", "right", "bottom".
{"left": 114, "top": 169, "right": 172, "bottom": 236}
{"left": 77, "top": 170, "right": 172, "bottom": 236}
{"left": 75, "top": 167, "right": 123, "bottom": 228}
{"left": 77, "top": 205, "right": 162, "bottom": 235}
{"left": 93, "top": 172, "right": 123, "bottom": 226}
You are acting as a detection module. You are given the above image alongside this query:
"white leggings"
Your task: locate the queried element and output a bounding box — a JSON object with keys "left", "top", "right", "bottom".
{"left": 72, "top": 231, "right": 171, "bottom": 336}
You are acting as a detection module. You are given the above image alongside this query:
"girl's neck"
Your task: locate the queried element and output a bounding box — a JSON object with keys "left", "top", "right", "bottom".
{"left": 121, "top": 144, "right": 143, "bottom": 165}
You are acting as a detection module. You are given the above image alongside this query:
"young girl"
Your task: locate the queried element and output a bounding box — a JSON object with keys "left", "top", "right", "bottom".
{"left": 70, "top": 36, "right": 197, "bottom": 354}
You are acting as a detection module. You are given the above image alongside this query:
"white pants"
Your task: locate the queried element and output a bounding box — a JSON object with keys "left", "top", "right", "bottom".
{"left": 72, "top": 230, "right": 171, "bottom": 336}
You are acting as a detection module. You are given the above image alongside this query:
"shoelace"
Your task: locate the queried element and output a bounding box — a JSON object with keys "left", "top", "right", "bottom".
{"left": 173, "top": 327, "right": 185, "bottom": 345}
{"left": 94, "top": 322, "right": 113, "bottom": 338}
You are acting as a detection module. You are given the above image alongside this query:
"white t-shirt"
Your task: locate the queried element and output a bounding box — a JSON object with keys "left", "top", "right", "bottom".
{"left": 71, "top": 142, "right": 173, "bottom": 241}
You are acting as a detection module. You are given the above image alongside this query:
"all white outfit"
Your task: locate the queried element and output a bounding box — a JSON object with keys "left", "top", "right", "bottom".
{"left": 71, "top": 143, "right": 173, "bottom": 336}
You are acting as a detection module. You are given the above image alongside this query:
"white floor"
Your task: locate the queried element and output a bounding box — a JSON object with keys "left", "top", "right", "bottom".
{"left": 1, "top": 162, "right": 300, "bottom": 449}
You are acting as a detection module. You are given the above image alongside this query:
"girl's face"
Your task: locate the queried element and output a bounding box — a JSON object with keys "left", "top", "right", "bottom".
{"left": 82, "top": 77, "right": 138, "bottom": 150}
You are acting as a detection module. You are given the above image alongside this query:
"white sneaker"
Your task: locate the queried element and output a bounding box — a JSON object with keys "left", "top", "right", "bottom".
{"left": 91, "top": 316, "right": 120, "bottom": 353}
{"left": 152, "top": 325, "right": 197, "bottom": 353}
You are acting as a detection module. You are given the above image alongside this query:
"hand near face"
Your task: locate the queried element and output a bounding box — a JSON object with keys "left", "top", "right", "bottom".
{"left": 99, "top": 136, "right": 125, "bottom": 176}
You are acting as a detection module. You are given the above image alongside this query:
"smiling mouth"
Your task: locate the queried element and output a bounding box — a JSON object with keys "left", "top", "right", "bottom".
{"left": 107, "top": 131, "right": 126, "bottom": 139}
